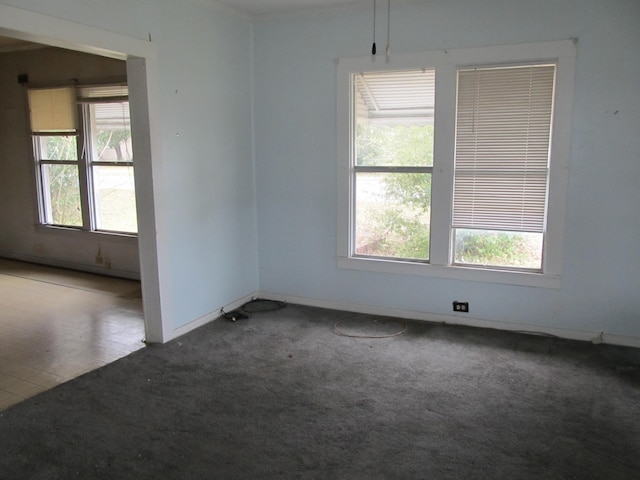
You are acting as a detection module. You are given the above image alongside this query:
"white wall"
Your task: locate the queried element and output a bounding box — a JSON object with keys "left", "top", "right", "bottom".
{"left": 0, "top": 0, "right": 259, "bottom": 338}
{"left": 0, "top": 47, "right": 140, "bottom": 278}
{"left": 1, "top": 0, "right": 638, "bottom": 345}
{"left": 141, "top": 1, "right": 258, "bottom": 330}
{"left": 253, "top": 0, "right": 640, "bottom": 341}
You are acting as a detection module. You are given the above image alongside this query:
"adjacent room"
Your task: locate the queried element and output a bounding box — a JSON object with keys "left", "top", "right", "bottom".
{"left": 0, "top": 0, "right": 638, "bottom": 477}
{"left": 0, "top": 40, "right": 147, "bottom": 408}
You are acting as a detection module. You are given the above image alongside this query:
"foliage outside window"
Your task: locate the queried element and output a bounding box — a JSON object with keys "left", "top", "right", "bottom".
{"left": 28, "top": 85, "right": 137, "bottom": 234}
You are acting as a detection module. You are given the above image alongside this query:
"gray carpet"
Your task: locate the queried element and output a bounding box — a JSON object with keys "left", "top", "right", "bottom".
{"left": 1, "top": 304, "right": 639, "bottom": 479}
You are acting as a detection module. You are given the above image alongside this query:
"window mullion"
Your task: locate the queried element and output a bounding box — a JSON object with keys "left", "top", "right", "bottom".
{"left": 36, "top": 159, "right": 52, "bottom": 224}
{"left": 77, "top": 103, "right": 93, "bottom": 231}
{"left": 354, "top": 166, "right": 432, "bottom": 174}
{"left": 39, "top": 159, "right": 77, "bottom": 166}
{"left": 429, "top": 64, "right": 457, "bottom": 267}
{"left": 31, "top": 138, "right": 45, "bottom": 223}
{"left": 541, "top": 52, "right": 574, "bottom": 276}
{"left": 92, "top": 161, "right": 134, "bottom": 167}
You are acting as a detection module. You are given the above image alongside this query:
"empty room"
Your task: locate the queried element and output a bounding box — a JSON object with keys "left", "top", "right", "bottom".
{"left": 0, "top": 0, "right": 639, "bottom": 478}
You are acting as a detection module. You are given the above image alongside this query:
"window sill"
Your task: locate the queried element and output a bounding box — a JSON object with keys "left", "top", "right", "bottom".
{"left": 35, "top": 225, "right": 138, "bottom": 243}
{"left": 337, "top": 256, "right": 561, "bottom": 289}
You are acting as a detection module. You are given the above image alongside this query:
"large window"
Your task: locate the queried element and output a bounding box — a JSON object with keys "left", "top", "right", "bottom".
{"left": 28, "top": 85, "right": 137, "bottom": 234}
{"left": 337, "top": 41, "right": 576, "bottom": 287}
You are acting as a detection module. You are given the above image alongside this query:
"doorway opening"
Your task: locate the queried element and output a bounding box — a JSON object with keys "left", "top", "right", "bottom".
{"left": 0, "top": 7, "right": 164, "bottom": 406}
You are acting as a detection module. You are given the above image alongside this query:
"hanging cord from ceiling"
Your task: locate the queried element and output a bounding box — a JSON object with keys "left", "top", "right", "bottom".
{"left": 386, "top": 0, "right": 391, "bottom": 60}
{"left": 371, "top": 0, "right": 391, "bottom": 60}
{"left": 372, "top": 0, "right": 377, "bottom": 55}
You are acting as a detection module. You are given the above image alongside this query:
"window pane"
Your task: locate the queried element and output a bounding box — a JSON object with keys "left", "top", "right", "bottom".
{"left": 356, "top": 124, "right": 434, "bottom": 167}
{"left": 93, "top": 102, "right": 133, "bottom": 162}
{"left": 93, "top": 165, "right": 137, "bottom": 233}
{"left": 355, "top": 172, "right": 431, "bottom": 260}
{"left": 454, "top": 229, "right": 542, "bottom": 269}
{"left": 354, "top": 69, "right": 435, "bottom": 167}
{"left": 37, "top": 136, "right": 78, "bottom": 161}
{"left": 41, "top": 164, "right": 82, "bottom": 226}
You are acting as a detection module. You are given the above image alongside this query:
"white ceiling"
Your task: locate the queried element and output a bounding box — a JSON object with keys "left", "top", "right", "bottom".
{"left": 214, "top": 0, "right": 364, "bottom": 15}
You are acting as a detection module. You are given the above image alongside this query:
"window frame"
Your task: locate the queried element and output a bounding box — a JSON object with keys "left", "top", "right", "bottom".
{"left": 82, "top": 97, "right": 136, "bottom": 234}
{"left": 352, "top": 69, "right": 436, "bottom": 262}
{"left": 29, "top": 83, "right": 137, "bottom": 237}
{"left": 337, "top": 40, "right": 576, "bottom": 288}
{"left": 32, "top": 132, "right": 83, "bottom": 227}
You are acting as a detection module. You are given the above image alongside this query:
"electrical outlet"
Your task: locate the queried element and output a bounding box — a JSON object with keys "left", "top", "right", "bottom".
{"left": 453, "top": 301, "right": 469, "bottom": 313}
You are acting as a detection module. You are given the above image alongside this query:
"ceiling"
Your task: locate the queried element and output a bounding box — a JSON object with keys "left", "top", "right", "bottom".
{"left": 214, "top": 0, "right": 364, "bottom": 15}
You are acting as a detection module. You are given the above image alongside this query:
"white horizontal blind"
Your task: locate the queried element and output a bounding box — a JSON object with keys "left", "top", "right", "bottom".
{"left": 82, "top": 85, "right": 130, "bottom": 131}
{"left": 453, "top": 64, "right": 555, "bottom": 232}
{"left": 94, "top": 102, "right": 131, "bottom": 130}
{"left": 78, "top": 85, "right": 128, "bottom": 101}
{"left": 354, "top": 69, "right": 435, "bottom": 126}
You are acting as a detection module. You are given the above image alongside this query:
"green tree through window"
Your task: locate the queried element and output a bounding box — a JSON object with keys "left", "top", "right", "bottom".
{"left": 355, "top": 124, "right": 433, "bottom": 259}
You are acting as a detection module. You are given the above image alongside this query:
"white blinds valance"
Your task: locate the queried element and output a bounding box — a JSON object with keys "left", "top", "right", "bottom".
{"left": 452, "top": 64, "right": 555, "bottom": 233}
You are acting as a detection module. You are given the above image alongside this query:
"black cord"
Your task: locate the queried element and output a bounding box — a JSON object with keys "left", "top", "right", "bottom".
{"left": 221, "top": 298, "right": 287, "bottom": 322}
{"left": 372, "top": 0, "right": 377, "bottom": 55}
{"left": 241, "top": 298, "right": 287, "bottom": 314}
{"left": 220, "top": 307, "right": 249, "bottom": 322}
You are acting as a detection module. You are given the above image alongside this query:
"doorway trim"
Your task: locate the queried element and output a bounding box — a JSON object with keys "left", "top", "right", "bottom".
{"left": 0, "top": 4, "right": 168, "bottom": 342}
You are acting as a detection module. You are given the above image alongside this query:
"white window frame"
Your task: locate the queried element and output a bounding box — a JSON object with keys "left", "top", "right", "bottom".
{"left": 337, "top": 40, "right": 576, "bottom": 288}
{"left": 29, "top": 84, "right": 137, "bottom": 237}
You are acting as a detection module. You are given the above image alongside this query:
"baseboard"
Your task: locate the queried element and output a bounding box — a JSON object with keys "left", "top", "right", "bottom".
{"left": 167, "top": 292, "right": 257, "bottom": 342}
{"left": 255, "top": 291, "right": 640, "bottom": 349}
{"left": 0, "top": 251, "right": 140, "bottom": 280}
{"left": 160, "top": 289, "right": 640, "bottom": 349}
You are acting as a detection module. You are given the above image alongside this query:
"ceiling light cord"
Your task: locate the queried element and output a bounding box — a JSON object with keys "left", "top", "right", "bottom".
{"left": 372, "top": 0, "right": 377, "bottom": 55}
{"left": 386, "top": 0, "right": 391, "bottom": 60}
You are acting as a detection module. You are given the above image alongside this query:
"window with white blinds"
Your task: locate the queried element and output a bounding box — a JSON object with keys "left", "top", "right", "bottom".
{"left": 453, "top": 64, "right": 555, "bottom": 233}
{"left": 337, "top": 41, "right": 575, "bottom": 286}
{"left": 27, "top": 83, "right": 136, "bottom": 234}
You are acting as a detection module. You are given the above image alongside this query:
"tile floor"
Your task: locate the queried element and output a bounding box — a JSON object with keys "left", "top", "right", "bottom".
{"left": 0, "top": 259, "right": 145, "bottom": 410}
